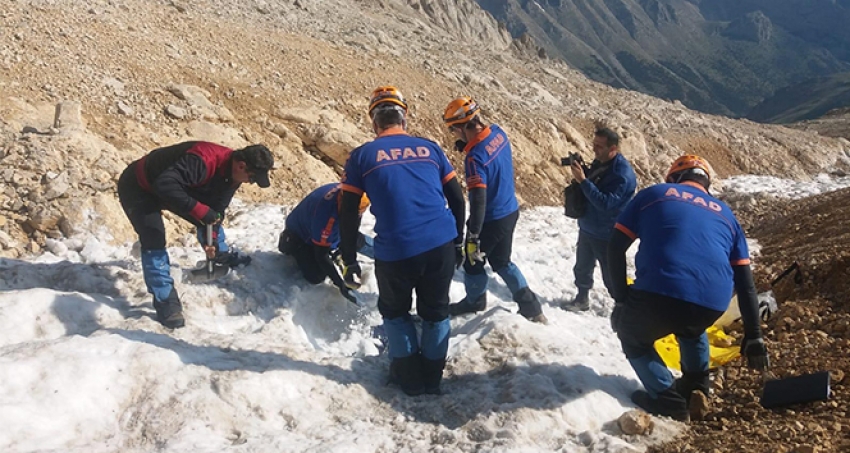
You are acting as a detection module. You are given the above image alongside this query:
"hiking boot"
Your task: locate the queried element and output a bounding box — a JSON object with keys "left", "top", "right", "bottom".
{"left": 631, "top": 388, "right": 689, "bottom": 422}
{"left": 153, "top": 288, "right": 185, "bottom": 329}
{"left": 448, "top": 293, "right": 487, "bottom": 317}
{"left": 514, "top": 287, "right": 547, "bottom": 323}
{"left": 560, "top": 289, "right": 590, "bottom": 312}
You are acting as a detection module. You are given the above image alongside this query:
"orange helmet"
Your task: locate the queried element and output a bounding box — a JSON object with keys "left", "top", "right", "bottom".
{"left": 666, "top": 155, "right": 713, "bottom": 184}
{"left": 443, "top": 96, "right": 480, "bottom": 127}
{"left": 358, "top": 193, "right": 371, "bottom": 215}
{"left": 368, "top": 86, "right": 408, "bottom": 115}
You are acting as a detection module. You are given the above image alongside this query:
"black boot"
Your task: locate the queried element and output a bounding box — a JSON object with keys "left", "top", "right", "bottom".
{"left": 153, "top": 288, "right": 185, "bottom": 329}
{"left": 388, "top": 354, "right": 425, "bottom": 396}
{"left": 448, "top": 293, "right": 487, "bottom": 316}
{"left": 676, "top": 371, "right": 712, "bottom": 420}
{"left": 675, "top": 371, "right": 711, "bottom": 402}
{"left": 514, "top": 287, "right": 548, "bottom": 324}
{"left": 560, "top": 289, "right": 589, "bottom": 312}
{"left": 631, "top": 388, "right": 689, "bottom": 422}
{"left": 420, "top": 356, "right": 446, "bottom": 395}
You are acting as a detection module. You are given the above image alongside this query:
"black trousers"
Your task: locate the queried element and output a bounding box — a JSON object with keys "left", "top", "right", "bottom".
{"left": 117, "top": 162, "right": 168, "bottom": 250}
{"left": 278, "top": 229, "right": 327, "bottom": 284}
{"left": 464, "top": 209, "right": 519, "bottom": 275}
{"left": 613, "top": 288, "right": 724, "bottom": 359}
{"left": 375, "top": 241, "right": 455, "bottom": 322}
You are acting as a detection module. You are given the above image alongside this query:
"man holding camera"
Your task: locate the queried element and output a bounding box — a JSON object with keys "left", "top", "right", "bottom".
{"left": 561, "top": 127, "right": 637, "bottom": 312}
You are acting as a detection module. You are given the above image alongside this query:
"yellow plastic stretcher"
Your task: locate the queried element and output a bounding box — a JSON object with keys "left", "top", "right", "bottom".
{"left": 654, "top": 325, "right": 741, "bottom": 370}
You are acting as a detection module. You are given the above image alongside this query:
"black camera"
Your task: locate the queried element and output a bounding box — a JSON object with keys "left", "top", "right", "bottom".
{"left": 561, "top": 152, "right": 583, "bottom": 166}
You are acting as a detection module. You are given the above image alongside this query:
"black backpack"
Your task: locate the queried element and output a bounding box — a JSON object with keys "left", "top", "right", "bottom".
{"left": 563, "top": 162, "right": 612, "bottom": 219}
{"left": 563, "top": 181, "right": 586, "bottom": 219}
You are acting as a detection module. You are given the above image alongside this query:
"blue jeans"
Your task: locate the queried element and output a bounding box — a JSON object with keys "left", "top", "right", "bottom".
{"left": 573, "top": 230, "right": 612, "bottom": 294}
{"left": 613, "top": 289, "right": 723, "bottom": 397}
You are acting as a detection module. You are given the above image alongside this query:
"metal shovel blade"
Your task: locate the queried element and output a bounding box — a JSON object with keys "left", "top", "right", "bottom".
{"left": 186, "top": 223, "right": 230, "bottom": 283}
{"left": 186, "top": 261, "right": 231, "bottom": 283}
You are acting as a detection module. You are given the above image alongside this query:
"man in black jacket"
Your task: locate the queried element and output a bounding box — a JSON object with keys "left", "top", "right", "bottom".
{"left": 117, "top": 141, "right": 273, "bottom": 328}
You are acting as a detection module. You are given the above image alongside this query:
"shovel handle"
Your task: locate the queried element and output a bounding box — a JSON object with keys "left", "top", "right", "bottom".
{"left": 206, "top": 223, "right": 214, "bottom": 276}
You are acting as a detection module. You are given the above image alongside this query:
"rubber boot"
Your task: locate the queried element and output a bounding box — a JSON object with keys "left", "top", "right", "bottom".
{"left": 388, "top": 354, "right": 425, "bottom": 396}
{"left": 561, "top": 288, "right": 590, "bottom": 312}
{"left": 631, "top": 387, "right": 689, "bottom": 422}
{"left": 514, "top": 287, "right": 548, "bottom": 324}
{"left": 420, "top": 356, "right": 446, "bottom": 395}
{"left": 420, "top": 318, "right": 450, "bottom": 395}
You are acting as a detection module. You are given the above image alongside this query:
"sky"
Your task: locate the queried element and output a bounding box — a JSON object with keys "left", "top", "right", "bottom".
{"left": 1, "top": 173, "right": 847, "bottom": 453}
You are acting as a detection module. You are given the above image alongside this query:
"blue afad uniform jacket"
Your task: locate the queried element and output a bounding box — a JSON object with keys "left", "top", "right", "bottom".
{"left": 462, "top": 124, "right": 519, "bottom": 222}
{"left": 341, "top": 130, "right": 458, "bottom": 262}
{"left": 285, "top": 183, "right": 343, "bottom": 249}
{"left": 614, "top": 182, "right": 751, "bottom": 312}
{"left": 577, "top": 153, "right": 637, "bottom": 239}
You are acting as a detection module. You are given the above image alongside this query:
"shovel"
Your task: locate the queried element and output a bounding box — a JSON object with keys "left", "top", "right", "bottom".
{"left": 186, "top": 224, "right": 231, "bottom": 283}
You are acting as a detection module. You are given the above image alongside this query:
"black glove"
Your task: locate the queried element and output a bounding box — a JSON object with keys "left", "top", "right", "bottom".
{"left": 741, "top": 336, "right": 770, "bottom": 370}
{"left": 454, "top": 243, "right": 464, "bottom": 269}
{"left": 465, "top": 232, "right": 485, "bottom": 266}
{"left": 342, "top": 261, "right": 362, "bottom": 290}
{"left": 454, "top": 140, "right": 467, "bottom": 152}
{"left": 201, "top": 209, "right": 223, "bottom": 226}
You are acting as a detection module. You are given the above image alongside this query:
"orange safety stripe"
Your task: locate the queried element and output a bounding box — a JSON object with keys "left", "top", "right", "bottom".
{"left": 614, "top": 223, "right": 637, "bottom": 240}
{"left": 463, "top": 126, "right": 492, "bottom": 154}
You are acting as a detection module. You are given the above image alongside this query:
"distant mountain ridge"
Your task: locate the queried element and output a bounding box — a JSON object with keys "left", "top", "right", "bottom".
{"left": 747, "top": 72, "right": 850, "bottom": 124}
{"left": 475, "top": 0, "right": 850, "bottom": 118}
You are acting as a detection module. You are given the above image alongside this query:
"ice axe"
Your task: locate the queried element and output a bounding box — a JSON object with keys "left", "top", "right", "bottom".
{"left": 186, "top": 223, "right": 230, "bottom": 283}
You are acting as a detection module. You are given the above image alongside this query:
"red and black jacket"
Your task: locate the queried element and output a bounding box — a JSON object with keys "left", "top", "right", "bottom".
{"left": 134, "top": 141, "right": 239, "bottom": 225}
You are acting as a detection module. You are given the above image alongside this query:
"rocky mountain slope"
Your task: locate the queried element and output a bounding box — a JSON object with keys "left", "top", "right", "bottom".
{"left": 475, "top": 0, "right": 850, "bottom": 118}
{"left": 2, "top": 0, "right": 848, "bottom": 261}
